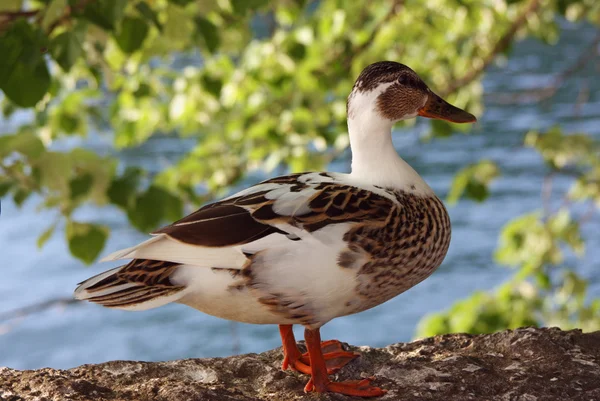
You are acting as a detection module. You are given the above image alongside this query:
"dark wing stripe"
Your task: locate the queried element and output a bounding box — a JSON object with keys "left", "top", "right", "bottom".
{"left": 91, "top": 287, "right": 182, "bottom": 308}
{"left": 78, "top": 259, "right": 185, "bottom": 308}
{"left": 154, "top": 204, "right": 287, "bottom": 246}
{"left": 85, "top": 275, "right": 129, "bottom": 293}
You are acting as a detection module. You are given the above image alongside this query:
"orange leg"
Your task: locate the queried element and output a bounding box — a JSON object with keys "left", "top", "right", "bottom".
{"left": 279, "top": 325, "right": 359, "bottom": 375}
{"left": 280, "top": 324, "right": 311, "bottom": 374}
{"left": 303, "top": 327, "right": 386, "bottom": 397}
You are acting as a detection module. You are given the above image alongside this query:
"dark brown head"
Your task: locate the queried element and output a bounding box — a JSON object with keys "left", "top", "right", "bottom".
{"left": 347, "top": 61, "right": 476, "bottom": 124}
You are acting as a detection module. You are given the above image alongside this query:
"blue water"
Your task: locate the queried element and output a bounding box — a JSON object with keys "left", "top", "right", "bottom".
{"left": 1, "top": 22, "right": 599, "bottom": 370}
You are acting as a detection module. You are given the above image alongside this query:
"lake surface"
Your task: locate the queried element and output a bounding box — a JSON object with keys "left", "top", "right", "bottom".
{"left": 1, "top": 21, "right": 599, "bottom": 370}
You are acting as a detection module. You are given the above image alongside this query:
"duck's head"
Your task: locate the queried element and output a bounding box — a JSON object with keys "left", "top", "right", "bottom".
{"left": 347, "top": 61, "right": 476, "bottom": 125}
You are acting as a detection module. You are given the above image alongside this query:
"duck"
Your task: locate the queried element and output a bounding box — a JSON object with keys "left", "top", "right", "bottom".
{"left": 74, "top": 61, "right": 476, "bottom": 397}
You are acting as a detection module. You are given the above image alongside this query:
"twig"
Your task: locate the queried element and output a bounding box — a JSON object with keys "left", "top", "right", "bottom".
{"left": 0, "top": 9, "right": 39, "bottom": 32}
{"left": 440, "top": 0, "right": 541, "bottom": 97}
{"left": 343, "top": 0, "right": 405, "bottom": 68}
{"left": 579, "top": 201, "right": 598, "bottom": 225}
{"left": 0, "top": 0, "right": 92, "bottom": 34}
{"left": 0, "top": 10, "right": 38, "bottom": 19}
{"left": 485, "top": 31, "right": 600, "bottom": 105}
{"left": 573, "top": 79, "right": 590, "bottom": 116}
{"left": 229, "top": 321, "right": 241, "bottom": 355}
{"left": 0, "top": 297, "right": 80, "bottom": 322}
{"left": 542, "top": 172, "right": 554, "bottom": 218}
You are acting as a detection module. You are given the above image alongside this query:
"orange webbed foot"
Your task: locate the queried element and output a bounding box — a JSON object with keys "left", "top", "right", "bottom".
{"left": 282, "top": 351, "right": 312, "bottom": 375}
{"left": 299, "top": 339, "right": 360, "bottom": 374}
{"left": 280, "top": 325, "right": 359, "bottom": 375}
{"left": 304, "top": 376, "right": 387, "bottom": 397}
{"left": 303, "top": 328, "right": 387, "bottom": 398}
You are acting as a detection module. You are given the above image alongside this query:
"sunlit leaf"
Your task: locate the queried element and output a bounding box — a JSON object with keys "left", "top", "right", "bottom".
{"left": 37, "top": 224, "right": 56, "bottom": 249}
{"left": 42, "top": 0, "right": 67, "bottom": 31}
{"left": 0, "top": 130, "right": 45, "bottom": 159}
{"left": 0, "top": 0, "right": 23, "bottom": 12}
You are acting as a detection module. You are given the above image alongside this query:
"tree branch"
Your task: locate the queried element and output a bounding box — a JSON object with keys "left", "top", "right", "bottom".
{"left": 0, "top": 9, "right": 39, "bottom": 31}
{"left": 0, "top": 0, "right": 92, "bottom": 34}
{"left": 485, "top": 31, "right": 600, "bottom": 105}
{"left": 347, "top": 0, "right": 405, "bottom": 65}
{"left": 0, "top": 297, "right": 79, "bottom": 322}
{"left": 440, "top": 0, "right": 541, "bottom": 97}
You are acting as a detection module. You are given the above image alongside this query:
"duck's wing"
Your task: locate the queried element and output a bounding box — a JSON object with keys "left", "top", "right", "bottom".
{"left": 100, "top": 172, "right": 394, "bottom": 266}
{"left": 153, "top": 171, "right": 393, "bottom": 248}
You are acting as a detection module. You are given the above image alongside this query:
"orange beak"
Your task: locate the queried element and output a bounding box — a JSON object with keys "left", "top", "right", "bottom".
{"left": 418, "top": 92, "right": 477, "bottom": 123}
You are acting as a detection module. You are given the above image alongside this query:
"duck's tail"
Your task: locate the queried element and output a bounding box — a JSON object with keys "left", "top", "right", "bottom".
{"left": 74, "top": 259, "right": 186, "bottom": 311}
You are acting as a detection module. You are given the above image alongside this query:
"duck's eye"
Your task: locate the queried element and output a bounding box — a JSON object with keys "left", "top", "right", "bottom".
{"left": 398, "top": 76, "right": 407, "bottom": 85}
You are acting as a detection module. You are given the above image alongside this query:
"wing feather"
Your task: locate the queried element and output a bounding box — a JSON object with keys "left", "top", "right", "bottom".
{"left": 149, "top": 172, "right": 394, "bottom": 248}
{"left": 154, "top": 203, "right": 287, "bottom": 246}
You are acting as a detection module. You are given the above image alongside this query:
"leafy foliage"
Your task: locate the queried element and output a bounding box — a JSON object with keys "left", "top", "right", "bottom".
{"left": 447, "top": 160, "right": 500, "bottom": 204}
{"left": 0, "top": 0, "right": 598, "bottom": 334}
{"left": 418, "top": 126, "right": 600, "bottom": 336}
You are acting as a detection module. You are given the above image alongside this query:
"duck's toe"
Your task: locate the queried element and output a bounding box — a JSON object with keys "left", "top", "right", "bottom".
{"left": 304, "top": 376, "right": 387, "bottom": 397}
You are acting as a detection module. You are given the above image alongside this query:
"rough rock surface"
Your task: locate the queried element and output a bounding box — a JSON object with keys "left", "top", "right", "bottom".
{"left": 1, "top": 327, "right": 599, "bottom": 401}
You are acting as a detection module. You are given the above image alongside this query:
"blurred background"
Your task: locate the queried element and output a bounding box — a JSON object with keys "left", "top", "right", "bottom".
{"left": 1, "top": 0, "right": 599, "bottom": 370}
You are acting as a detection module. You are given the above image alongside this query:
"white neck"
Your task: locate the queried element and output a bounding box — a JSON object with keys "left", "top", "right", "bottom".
{"left": 346, "top": 88, "right": 434, "bottom": 195}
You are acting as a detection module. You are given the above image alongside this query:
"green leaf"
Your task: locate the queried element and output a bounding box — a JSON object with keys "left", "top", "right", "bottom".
{"left": 0, "top": 179, "right": 14, "bottom": 197}
{"left": 0, "top": 30, "right": 22, "bottom": 86}
{"left": 13, "top": 188, "right": 31, "bottom": 206}
{"left": 133, "top": 83, "right": 152, "bottom": 97}
{"left": 42, "top": 0, "right": 67, "bottom": 31}
{"left": 115, "top": 16, "right": 149, "bottom": 54}
{"left": 194, "top": 17, "right": 220, "bottom": 53}
{"left": 201, "top": 74, "right": 222, "bottom": 97}
{"left": 65, "top": 221, "right": 108, "bottom": 264}
{"left": 50, "top": 30, "right": 83, "bottom": 71}
{"left": 231, "top": 0, "right": 269, "bottom": 15}
{"left": 135, "top": 2, "right": 162, "bottom": 32}
{"left": 464, "top": 180, "right": 488, "bottom": 202}
{"left": 107, "top": 167, "right": 142, "bottom": 209}
{"left": 164, "top": 4, "right": 194, "bottom": 43}
{"left": 81, "top": 0, "right": 126, "bottom": 31}
{"left": 2, "top": 98, "right": 17, "bottom": 118}
{"left": 36, "top": 151, "right": 72, "bottom": 192}
{"left": 0, "top": 20, "right": 50, "bottom": 107}
{"left": 3, "top": 62, "right": 50, "bottom": 107}
{"left": 69, "top": 173, "right": 94, "bottom": 200}
{"left": 447, "top": 160, "right": 500, "bottom": 204}
{"left": 430, "top": 119, "right": 453, "bottom": 138}
{"left": 37, "top": 224, "right": 56, "bottom": 248}
{"left": 167, "top": 0, "right": 194, "bottom": 6}
{"left": 0, "top": 130, "right": 45, "bottom": 159}
{"left": 127, "top": 186, "right": 183, "bottom": 232}
{"left": 0, "top": 0, "right": 23, "bottom": 12}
